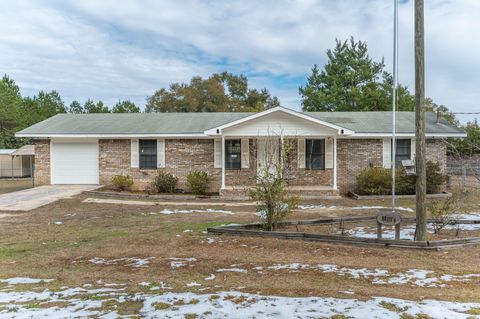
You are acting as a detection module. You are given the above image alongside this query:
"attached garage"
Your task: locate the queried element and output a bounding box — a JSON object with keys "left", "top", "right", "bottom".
{"left": 51, "top": 142, "right": 99, "bottom": 184}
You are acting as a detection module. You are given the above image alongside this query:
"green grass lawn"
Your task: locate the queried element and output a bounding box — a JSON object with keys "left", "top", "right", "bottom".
{"left": 0, "top": 179, "right": 33, "bottom": 195}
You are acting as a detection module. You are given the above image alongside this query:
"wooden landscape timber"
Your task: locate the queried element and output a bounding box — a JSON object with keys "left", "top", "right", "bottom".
{"left": 208, "top": 216, "right": 480, "bottom": 250}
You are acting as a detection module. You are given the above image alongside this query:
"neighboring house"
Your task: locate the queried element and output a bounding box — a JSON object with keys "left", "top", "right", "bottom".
{"left": 0, "top": 145, "right": 35, "bottom": 178}
{"left": 16, "top": 107, "right": 466, "bottom": 197}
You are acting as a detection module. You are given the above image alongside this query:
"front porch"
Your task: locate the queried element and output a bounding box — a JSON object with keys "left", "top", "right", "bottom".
{"left": 205, "top": 108, "right": 348, "bottom": 199}
{"left": 215, "top": 136, "right": 340, "bottom": 199}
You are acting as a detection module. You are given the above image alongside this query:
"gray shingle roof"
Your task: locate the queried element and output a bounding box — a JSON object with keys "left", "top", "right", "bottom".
{"left": 16, "top": 110, "right": 465, "bottom": 136}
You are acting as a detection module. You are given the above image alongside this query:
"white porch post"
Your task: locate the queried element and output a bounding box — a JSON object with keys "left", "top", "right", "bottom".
{"left": 221, "top": 134, "right": 226, "bottom": 189}
{"left": 333, "top": 136, "right": 337, "bottom": 190}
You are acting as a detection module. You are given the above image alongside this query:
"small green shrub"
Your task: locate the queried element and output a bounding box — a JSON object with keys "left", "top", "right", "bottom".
{"left": 153, "top": 172, "right": 178, "bottom": 193}
{"left": 426, "top": 161, "right": 447, "bottom": 193}
{"left": 356, "top": 166, "right": 392, "bottom": 195}
{"left": 110, "top": 174, "right": 134, "bottom": 191}
{"left": 356, "top": 161, "right": 446, "bottom": 195}
{"left": 186, "top": 170, "right": 210, "bottom": 195}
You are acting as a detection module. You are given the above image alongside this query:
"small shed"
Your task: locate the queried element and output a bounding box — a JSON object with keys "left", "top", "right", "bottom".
{"left": 0, "top": 145, "right": 35, "bottom": 178}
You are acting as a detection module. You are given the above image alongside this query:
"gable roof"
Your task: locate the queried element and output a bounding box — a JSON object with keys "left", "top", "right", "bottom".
{"left": 203, "top": 107, "right": 354, "bottom": 135}
{"left": 16, "top": 108, "right": 466, "bottom": 138}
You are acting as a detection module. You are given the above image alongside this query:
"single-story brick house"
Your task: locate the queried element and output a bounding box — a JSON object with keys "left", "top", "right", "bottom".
{"left": 16, "top": 107, "right": 465, "bottom": 197}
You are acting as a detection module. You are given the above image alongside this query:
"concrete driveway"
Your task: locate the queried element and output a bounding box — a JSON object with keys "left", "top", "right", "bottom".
{"left": 0, "top": 185, "right": 100, "bottom": 211}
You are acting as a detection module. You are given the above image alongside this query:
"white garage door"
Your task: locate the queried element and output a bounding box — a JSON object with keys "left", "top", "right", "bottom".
{"left": 51, "top": 142, "right": 99, "bottom": 184}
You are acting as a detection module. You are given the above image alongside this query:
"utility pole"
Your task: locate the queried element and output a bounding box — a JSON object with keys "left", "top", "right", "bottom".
{"left": 415, "top": 0, "right": 427, "bottom": 241}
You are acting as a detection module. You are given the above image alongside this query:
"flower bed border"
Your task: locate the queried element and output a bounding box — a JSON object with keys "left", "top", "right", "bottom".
{"left": 207, "top": 216, "right": 480, "bottom": 250}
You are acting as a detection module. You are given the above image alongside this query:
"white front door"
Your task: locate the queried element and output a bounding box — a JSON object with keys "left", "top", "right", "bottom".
{"left": 51, "top": 142, "right": 99, "bottom": 184}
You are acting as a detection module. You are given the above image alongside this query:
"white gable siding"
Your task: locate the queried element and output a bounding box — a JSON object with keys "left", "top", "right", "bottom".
{"left": 222, "top": 112, "right": 337, "bottom": 137}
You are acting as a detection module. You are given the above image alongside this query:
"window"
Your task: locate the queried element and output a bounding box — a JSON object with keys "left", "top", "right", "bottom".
{"left": 394, "top": 139, "right": 411, "bottom": 165}
{"left": 306, "top": 139, "right": 325, "bottom": 170}
{"left": 225, "top": 139, "right": 241, "bottom": 169}
{"left": 140, "top": 140, "right": 157, "bottom": 169}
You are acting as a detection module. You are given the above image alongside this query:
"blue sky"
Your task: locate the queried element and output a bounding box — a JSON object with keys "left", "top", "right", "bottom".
{"left": 0, "top": 0, "right": 479, "bottom": 122}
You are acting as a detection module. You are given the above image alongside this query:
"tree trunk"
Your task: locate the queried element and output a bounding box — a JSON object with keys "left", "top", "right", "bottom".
{"left": 415, "top": 0, "right": 427, "bottom": 241}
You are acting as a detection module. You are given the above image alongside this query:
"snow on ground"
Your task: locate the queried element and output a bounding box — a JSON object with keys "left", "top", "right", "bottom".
{"left": 169, "top": 257, "right": 197, "bottom": 269}
{"left": 260, "top": 263, "right": 480, "bottom": 288}
{"left": 216, "top": 268, "right": 248, "bottom": 273}
{"left": 186, "top": 281, "right": 201, "bottom": 287}
{"left": 159, "top": 208, "right": 234, "bottom": 215}
{"left": 296, "top": 204, "right": 413, "bottom": 212}
{"left": 0, "top": 277, "right": 54, "bottom": 285}
{"left": 344, "top": 213, "right": 480, "bottom": 240}
{"left": 87, "top": 257, "right": 155, "bottom": 268}
{"left": 205, "top": 274, "right": 216, "bottom": 281}
{"left": 1, "top": 283, "right": 479, "bottom": 319}
{"left": 297, "top": 204, "right": 337, "bottom": 210}
{"left": 351, "top": 206, "right": 414, "bottom": 212}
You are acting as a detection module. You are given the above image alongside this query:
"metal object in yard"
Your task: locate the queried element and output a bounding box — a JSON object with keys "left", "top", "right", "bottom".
{"left": 401, "top": 159, "right": 416, "bottom": 176}
{"left": 376, "top": 209, "right": 402, "bottom": 240}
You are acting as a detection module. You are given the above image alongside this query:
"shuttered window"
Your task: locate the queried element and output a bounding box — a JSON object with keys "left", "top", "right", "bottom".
{"left": 139, "top": 140, "right": 157, "bottom": 169}
{"left": 306, "top": 139, "right": 325, "bottom": 170}
{"left": 225, "top": 139, "right": 241, "bottom": 169}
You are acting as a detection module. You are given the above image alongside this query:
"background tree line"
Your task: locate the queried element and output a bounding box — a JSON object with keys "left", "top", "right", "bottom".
{"left": 1, "top": 37, "right": 478, "bottom": 155}
{"left": 0, "top": 72, "right": 278, "bottom": 148}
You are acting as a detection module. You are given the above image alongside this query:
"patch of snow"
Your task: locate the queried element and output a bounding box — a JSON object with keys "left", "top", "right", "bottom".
{"left": 149, "top": 281, "right": 173, "bottom": 291}
{"left": 88, "top": 257, "right": 155, "bottom": 268}
{"left": 205, "top": 274, "right": 216, "bottom": 281}
{"left": 54, "top": 221, "right": 63, "bottom": 225}
{"left": 183, "top": 229, "right": 192, "bottom": 233}
{"left": 0, "top": 278, "right": 54, "bottom": 285}
{"left": 169, "top": 257, "right": 197, "bottom": 269}
{"left": 139, "top": 292, "right": 480, "bottom": 319}
{"left": 264, "top": 263, "right": 480, "bottom": 288}
{"left": 217, "top": 268, "right": 248, "bottom": 273}
{"left": 5, "top": 285, "right": 479, "bottom": 318}
{"left": 206, "top": 237, "right": 218, "bottom": 244}
{"left": 186, "top": 282, "right": 201, "bottom": 287}
{"left": 139, "top": 282, "right": 150, "bottom": 286}
{"left": 351, "top": 206, "right": 414, "bottom": 212}
{"left": 298, "top": 204, "right": 337, "bottom": 210}
{"left": 345, "top": 213, "right": 480, "bottom": 240}
{"left": 159, "top": 209, "right": 234, "bottom": 215}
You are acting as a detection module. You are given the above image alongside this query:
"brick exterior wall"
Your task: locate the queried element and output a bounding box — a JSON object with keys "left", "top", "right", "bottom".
{"left": 336, "top": 138, "right": 448, "bottom": 194}
{"left": 426, "top": 139, "right": 447, "bottom": 172}
{"left": 99, "top": 139, "right": 221, "bottom": 192}
{"left": 34, "top": 139, "right": 50, "bottom": 186}
{"left": 337, "top": 139, "right": 384, "bottom": 193}
{"left": 32, "top": 137, "right": 447, "bottom": 195}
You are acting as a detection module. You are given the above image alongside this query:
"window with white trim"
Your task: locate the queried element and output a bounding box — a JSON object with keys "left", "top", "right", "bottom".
{"left": 306, "top": 139, "right": 325, "bottom": 170}
{"left": 393, "top": 139, "right": 411, "bottom": 165}
{"left": 139, "top": 140, "right": 157, "bottom": 169}
{"left": 225, "top": 139, "right": 241, "bottom": 169}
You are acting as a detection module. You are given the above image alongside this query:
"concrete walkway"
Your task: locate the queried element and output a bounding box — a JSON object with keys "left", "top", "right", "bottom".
{"left": 0, "top": 185, "right": 100, "bottom": 211}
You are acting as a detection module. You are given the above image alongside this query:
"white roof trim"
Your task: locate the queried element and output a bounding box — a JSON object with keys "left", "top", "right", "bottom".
{"left": 15, "top": 133, "right": 209, "bottom": 138}
{"left": 203, "top": 107, "right": 355, "bottom": 135}
{"left": 344, "top": 133, "right": 467, "bottom": 138}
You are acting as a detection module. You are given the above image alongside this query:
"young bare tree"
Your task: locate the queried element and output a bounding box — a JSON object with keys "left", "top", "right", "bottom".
{"left": 249, "top": 134, "right": 299, "bottom": 231}
{"left": 428, "top": 194, "right": 459, "bottom": 234}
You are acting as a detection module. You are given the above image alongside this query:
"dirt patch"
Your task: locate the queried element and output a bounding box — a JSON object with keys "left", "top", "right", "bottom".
{"left": 0, "top": 191, "right": 479, "bottom": 305}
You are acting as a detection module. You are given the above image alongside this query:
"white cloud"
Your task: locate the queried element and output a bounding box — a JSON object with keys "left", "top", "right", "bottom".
{"left": 0, "top": 0, "right": 479, "bottom": 119}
